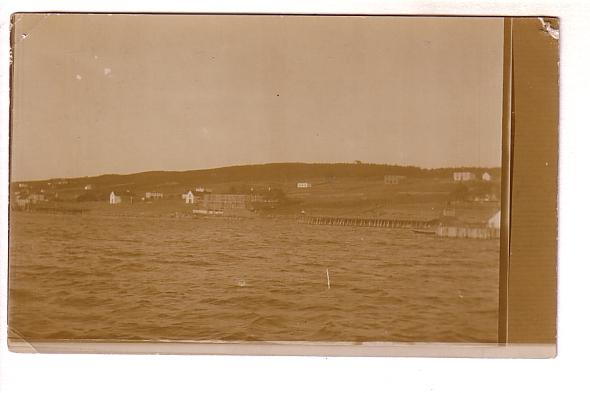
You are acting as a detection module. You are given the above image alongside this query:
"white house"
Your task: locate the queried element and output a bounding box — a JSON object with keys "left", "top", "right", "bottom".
{"left": 482, "top": 172, "right": 492, "bottom": 181}
{"left": 182, "top": 190, "right": 194, "bottom": 204}
{"left": 297, "top": 182, "right": 312, "bottom": 189}
{"left": 453, "top": 172, "right": 476, "bottom": 182}
{"left": 84, "top": 184, "right": 94, "bottom": 190}
{"left": 487, "top": 210, "right": 501, "bottom": 229}
{"left": 109, "top": 191, "right": 122, "bottom": 204}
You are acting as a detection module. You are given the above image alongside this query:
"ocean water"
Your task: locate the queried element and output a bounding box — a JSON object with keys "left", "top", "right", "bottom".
{"left": 8, "top": 212, "right": 499, "bottom": 343}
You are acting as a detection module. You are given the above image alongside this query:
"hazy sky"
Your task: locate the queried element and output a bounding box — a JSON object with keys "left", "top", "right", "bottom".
{"left": 11, "top": 15, "right": 503, "bottom": 181}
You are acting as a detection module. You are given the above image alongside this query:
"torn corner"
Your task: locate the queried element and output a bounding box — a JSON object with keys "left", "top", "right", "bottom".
{"left": 537, "top": 17, "right": 560, "bottom": 40}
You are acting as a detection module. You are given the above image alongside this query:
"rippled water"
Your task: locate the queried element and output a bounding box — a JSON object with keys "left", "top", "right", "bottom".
{"left": 9, "top": 212, "right": 499, "bottom": 343}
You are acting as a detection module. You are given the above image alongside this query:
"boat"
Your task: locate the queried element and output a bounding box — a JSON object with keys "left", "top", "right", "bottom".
{"left": 412, "top": 229, "right": 436, "bottom": 235}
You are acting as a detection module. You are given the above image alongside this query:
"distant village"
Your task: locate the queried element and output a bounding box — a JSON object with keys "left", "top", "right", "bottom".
{"left": 11, "top": 170, "right": 500, "bottom": 235}
{"left": 12, "top": 170, "right": 496, "bottom": 206}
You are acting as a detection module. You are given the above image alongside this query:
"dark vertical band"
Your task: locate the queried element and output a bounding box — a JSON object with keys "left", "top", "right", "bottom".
{"left": 498, "top": 17, "right": 513, "bottom": 344}
{"left": 507, "top": 17, "right": 558, "bottom": 344}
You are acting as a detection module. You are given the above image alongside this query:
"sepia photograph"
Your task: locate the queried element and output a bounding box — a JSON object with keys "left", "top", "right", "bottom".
{"left": 7, "top": 14, "right": 508, "bottom": 348}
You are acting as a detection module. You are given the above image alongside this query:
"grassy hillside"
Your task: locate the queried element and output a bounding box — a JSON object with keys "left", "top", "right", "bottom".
{"left": 11, "top": 163, "right": 501, "bottom": 223}
{"left": 13, "top": 162, "right": 501, "bottom": 194}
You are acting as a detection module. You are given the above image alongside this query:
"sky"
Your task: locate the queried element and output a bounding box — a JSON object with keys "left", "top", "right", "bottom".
{"left": 11, "top": 15, "right": 504, "bottom": 181}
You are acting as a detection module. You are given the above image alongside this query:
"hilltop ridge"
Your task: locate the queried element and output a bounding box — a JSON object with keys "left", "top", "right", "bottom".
{"left": 13, "top": 162, "right": 501, "bottom": 188}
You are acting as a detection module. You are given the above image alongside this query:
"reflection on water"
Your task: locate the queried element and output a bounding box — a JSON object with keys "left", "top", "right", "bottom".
{"left": 9, "top": 212, "right": 499, "bottom": 342}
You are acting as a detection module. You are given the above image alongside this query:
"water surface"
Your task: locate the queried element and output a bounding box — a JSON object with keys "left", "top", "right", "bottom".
{"left": 9, "top": 212, "right": 499, "bottom": 342}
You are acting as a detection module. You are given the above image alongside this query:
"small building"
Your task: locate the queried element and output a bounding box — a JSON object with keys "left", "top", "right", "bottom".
{"left": 145, "top": 192, "right": 163, "bottom": 200}
{"left": 473, "top": 194, "right": 497, "bottom": 202}
{"left": 13, "top": 193, "right": 43, "bottom": 209}
{"left": 109, "top": 191, "right": 122, "bottom": 204}
{"left": 182, "top": 191, "right": 194, "bottom": 204}
{"left": 195, "top": 187, "right": 213, "bottom": 194}
{"left": 14, "top": 197, "right": 30, "bottom": 209}
{"left": 84, "top": 184, "right": 94, "bottom": 190}
{"left": 453, "top": 172, "right": 476, "bottom": 182}
{"left": 487, "top": 210, "right": 501, "bottom": 229}
{"left": 482, "top": 172, "right": 492, "bottom": 181}
{"left": 297, "top": 182, "right": 312, "bottom": 189}
{"left": 28, "top": 194, "right": 46, "bottom": 203}
{"left": 384, "top": 175, "right": 406, "bottom": 185}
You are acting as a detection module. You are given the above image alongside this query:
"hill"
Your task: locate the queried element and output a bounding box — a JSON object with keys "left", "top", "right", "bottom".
{"left": 11, "top": 163, "right": 501, "bottom": 222}
{"left": 13, "top": 162, "right": 501, "bottom": 193}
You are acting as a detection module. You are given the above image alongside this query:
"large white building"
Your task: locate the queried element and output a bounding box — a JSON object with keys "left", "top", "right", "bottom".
{"left": 145, "top": 192, "right": 163, "bottom": 199}
{"left": 109, "top": 191, "right": 122, "bottom": 204}
{"left": 453, "top": 172, "right": 476, "bottom": 182}
{"left": 297, "top": 182, "right": 312, "bottom": 188}
{"left": 487, "top": 210, "right": 501, "bottom": 229}
{"left": 384, "top": 175, "right": 406, "bottom": 185}
{"left": 482, "top": 172, "right": 492, "bottom": 181}
{"left": 201, "top": 194, "right": 248, "bottom": 211}
{"left": 182, "top": 190, "right": 194, "bottom": 204}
